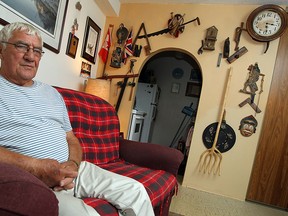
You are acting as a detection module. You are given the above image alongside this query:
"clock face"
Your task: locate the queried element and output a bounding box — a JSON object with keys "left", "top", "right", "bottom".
{"left": 252, "top": 10, "right": 282, "bottom": 37}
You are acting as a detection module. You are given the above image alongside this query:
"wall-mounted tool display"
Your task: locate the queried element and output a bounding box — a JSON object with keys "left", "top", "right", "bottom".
{"left": 223, "top": 37, "right": 230, "bottom": 58}
{"left": 199, "top": 68, "right": 233, "bottom": 175}
{"left": 227, "top": 46, "right": 248, "bottom": 63}
{"left": 234, "top": 22, "right": 245, "bottom": 51}
{"left": 203, "top": 26, "right": 218, "bottom": 50}
{"left": 167, "top": 12, "right": 185, "bottom": 37}
{"left": 239, "top": 63, "right": 265, "bottom": 113}
{"left": 132, "top": 23, "right": 151, "bottom": 56}
{"left": 217, "top": 53, "right": 222, "bottom": 67}
{"left": 115, "top": 59, "right": 137, "bottom": 112}
{"left": 136, "top": 14, "right": 200, "bottom": 39}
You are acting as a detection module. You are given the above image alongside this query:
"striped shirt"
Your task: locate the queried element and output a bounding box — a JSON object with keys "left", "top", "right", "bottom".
{"left": 0, "top": 75, "right": 71, "bottom": 162}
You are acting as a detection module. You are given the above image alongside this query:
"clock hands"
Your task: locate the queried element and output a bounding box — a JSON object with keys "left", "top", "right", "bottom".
{"left": 266, "top": 22, "right": 276, "bottom": 26}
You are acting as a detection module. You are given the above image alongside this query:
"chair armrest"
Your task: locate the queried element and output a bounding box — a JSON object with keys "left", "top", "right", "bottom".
{"left": 0, "top": 163, "right": 58, "bottom": 216}
{"left": 119, "top": 138, "right": 184, "bottom": 176}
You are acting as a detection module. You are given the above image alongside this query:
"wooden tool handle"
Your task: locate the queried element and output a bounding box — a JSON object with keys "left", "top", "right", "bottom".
{"left": 211, "top": 68, "right": 233, "bottom": 148}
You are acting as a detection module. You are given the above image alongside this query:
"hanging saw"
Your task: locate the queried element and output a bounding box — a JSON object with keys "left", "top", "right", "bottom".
{"left": 137, "top": 14, "right": 200, "bottom": 39}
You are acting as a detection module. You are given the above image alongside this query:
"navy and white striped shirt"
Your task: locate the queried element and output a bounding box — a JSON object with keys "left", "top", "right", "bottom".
{"left": 0, "top": 75, "right": 71, "bottom": 162}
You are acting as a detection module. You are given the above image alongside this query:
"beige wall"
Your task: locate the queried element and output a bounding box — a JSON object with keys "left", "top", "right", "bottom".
{"left": 100, "top": 3, "right": 280, "bottom": 200}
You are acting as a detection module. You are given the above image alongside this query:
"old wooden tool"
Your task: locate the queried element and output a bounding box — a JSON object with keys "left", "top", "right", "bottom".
{"left": 227, "top": 46, "right": 248, "bottom": 64}
{"left": 128, "top": 81, "right": 136, "bottom": 101}
{"left": 223, "top": 37, "right": 230, "bottom": 58}
{"left": 167, "top": 12, "right": 185, "bottom": 37}
{"left": 239, "top": 97, "right": 261, "bottom": 113}
{"left": 234, "top": 22, "right": 246, "bottom": 51}
{"left": 203, "top": 26, "right": 218, "bottom": 51}
{"left": 137, "top": 16, "right": 200, "bottom": 39}
{"left": 197, "top": 40, "right": 204, "bottom": 55}
{"left": 199, "top": 67, "right": 232, "bottom": 175}
{"left": 132, "top": 23, "right": 151, "bottom": 55}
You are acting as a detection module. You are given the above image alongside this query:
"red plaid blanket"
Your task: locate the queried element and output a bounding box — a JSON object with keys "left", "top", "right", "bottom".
{"left": 55, "top": 87, "right": 177, "bottom": 215}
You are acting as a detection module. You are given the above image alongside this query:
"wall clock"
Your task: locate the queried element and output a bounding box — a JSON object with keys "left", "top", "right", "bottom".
{"left": 172, "top": 68, "right": 184, "bottom": 79}
{"left": 246, "top": 4, "right": 287, "bottom": 42}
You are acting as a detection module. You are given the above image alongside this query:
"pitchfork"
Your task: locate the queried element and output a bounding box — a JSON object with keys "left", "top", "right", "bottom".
{"left": 198, "top": 68, "right": 232, "bottom": 175}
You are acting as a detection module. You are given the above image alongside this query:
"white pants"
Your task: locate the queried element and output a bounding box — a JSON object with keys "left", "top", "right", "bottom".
{"left": 54, "top": 161, "right": 154, "bottom": 216}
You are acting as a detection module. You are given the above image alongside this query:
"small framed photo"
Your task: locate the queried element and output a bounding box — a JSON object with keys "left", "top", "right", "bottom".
{"left": 171, "top": 83, "right": 180, "bottom": 94}
{"left": 190, "top": 68, "right": 202, "bottom": 82}
{"left": 66, "top": 33, "right": 79, "bottom": 59}
{"left": 81, "top": 16, "right": 101, "bottom": 64}
{"left": 185, "top": 82, "right": 201, "bottom": 97}
{"left": 80, "top": 61, "right": 91, "bottom": 78}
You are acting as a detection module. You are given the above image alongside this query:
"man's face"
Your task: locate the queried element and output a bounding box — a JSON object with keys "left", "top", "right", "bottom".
{"left": 0, "top": 30, "right": 42, "bottom": 86}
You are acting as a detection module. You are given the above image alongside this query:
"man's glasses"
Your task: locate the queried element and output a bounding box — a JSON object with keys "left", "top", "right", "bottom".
{"left": 1, "top": 41, "right": 44, "bottom": 57}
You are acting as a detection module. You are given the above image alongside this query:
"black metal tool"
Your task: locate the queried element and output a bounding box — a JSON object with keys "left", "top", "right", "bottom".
{"left": 115, "top": 59, "right": 137, "bottom": 112}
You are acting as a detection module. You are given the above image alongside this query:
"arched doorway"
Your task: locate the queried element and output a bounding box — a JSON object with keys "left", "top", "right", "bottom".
{"left": 129, "top": 48, "right": 202, "bottom": 176}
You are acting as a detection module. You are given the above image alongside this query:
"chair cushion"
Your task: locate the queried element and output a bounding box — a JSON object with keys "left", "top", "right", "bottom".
{"left": 55, "top": 87, "right": 120, "bottom": 164}
{"left": 99, "top": 161, "right": 177, "bottom": 207}
{"left": 84, "top": 198, "right": 118, "bottom": 216}
{"left": 82, "top": 160, "right": 177, "bottom": 215}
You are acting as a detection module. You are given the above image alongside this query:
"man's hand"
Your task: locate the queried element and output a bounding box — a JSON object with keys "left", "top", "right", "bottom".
{"left": 53, "top": 160, "right": 79, "bottom": 191}
{"left": 30, "top": 159, "right": 78, "bottom": 189}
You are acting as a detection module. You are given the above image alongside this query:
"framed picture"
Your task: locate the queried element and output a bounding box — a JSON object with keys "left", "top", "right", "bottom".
{"left": 190, "top": 68, "right": 202, "bottom": 82}
{"left": 80, "top": 61, "right": 91, "bottom": 78}
{"left": 66, "top": 33, "right": 79, "bottom": 59}
{"left": 185, "top": 82, "right": 201, "bottom": 97}
{"left": 171, "top": 83, "right": 180, "bottom": 94}
{"left": 81, "top": 17, "right": 101, "bottom": 64}
{"left": 0, "top": 19, "right": 8, "bottom": 30}
{"left": 0, "top": 0, "right": 69, "bottom": 54}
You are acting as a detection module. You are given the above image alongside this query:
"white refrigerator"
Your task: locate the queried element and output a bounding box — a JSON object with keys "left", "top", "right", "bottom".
{"left": 135, "top": 83, "right": 160, "bottom": 142}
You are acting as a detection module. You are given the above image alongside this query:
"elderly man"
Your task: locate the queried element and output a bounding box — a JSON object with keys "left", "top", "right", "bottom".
{"left": 0, "top": 22, "right": 154, "bottom": 216}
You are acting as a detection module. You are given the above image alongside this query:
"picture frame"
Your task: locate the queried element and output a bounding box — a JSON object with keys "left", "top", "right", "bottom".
{"left": 190, "top": 68, "right": 202, "bottom": 82}
{"left": 81, "top": 17, "right": 101, "bottom": 64}
{"left": 66, "top": 33, "right": 79, "bottom": 59}
{"left": 0, "top": 0, "right": 69, "bottom": 54}
{"left": 185, "top": 82, "right": 201, "bottom": 97}
{"left": 171, "top": 83, "right": 180, "bottom": 94}
{"left": 80, "top": 61, "right": 91, "bottom": 78}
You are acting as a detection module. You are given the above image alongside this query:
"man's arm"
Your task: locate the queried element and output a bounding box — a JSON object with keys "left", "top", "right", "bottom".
{"left": 0, "top": 147, "right": 76, "bottom": 188}
{"left": 0, "top": 146, "right": 38, "bottom": 171}
{"left": 54, "top": 131, "right": 82, "bottom": 191}
{"left": 66, "top": 131, "right": 82, "bottom": 167}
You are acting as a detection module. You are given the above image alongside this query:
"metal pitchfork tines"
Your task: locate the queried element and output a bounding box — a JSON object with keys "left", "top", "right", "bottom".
{"left": 198, "top": 68, "right": 233, "bottom": 175}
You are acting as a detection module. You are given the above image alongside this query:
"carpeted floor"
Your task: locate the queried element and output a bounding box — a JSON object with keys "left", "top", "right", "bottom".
{"left": 169, "top": 177, "right": 288, "bottom": 216}
{"left": 169, "top": 212, "right": 184, "bottom": 216}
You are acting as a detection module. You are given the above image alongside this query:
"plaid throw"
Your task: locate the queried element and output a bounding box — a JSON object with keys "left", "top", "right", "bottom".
{"left": 56, "top": 87, "right": 120, "bottom": 164}
{"left": 55, "top": 87, "right": 177, "bottom": 216}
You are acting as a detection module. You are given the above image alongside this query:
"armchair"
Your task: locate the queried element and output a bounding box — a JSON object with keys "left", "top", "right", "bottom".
{"left": 0, "top": 86, "right": 183, "bottom": 216}
{"left": 56, "top": 86, "right": 184, "bottom": 216}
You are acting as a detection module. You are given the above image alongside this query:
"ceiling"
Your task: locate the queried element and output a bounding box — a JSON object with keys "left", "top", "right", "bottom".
{"left": 119, "top": 0, "right": 288, "bottom": 5}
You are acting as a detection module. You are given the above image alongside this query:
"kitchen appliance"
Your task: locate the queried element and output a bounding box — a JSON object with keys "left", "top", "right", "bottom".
{"left": 127, "top": 109, "right": 145, "bottom": 141}
{"left": 134, "top": 83, "right": 160, "bottom": 142}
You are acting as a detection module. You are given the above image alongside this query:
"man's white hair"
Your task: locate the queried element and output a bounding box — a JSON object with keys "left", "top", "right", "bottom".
{"left": 0, "top": 22, "right": 43, "bottom": 49}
